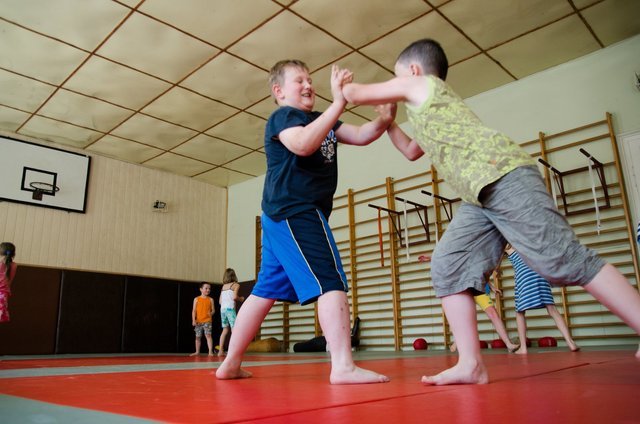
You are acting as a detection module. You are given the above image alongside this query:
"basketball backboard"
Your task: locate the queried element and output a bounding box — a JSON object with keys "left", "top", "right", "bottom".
{"left": 0, "top": 136, "right": 90, "bottom": 213}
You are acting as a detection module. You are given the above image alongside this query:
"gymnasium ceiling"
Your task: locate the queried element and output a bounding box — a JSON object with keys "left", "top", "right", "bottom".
{"left": 1, "top": 1, "right": 639, "bottom": 188}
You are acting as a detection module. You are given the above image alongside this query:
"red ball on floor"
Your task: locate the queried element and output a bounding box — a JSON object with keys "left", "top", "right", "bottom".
{"left": 491, "top": 339, "right": 507, "bottom": 349}
{"left": 413, "top": 338, "right": 428, "bottom": 350}
{"left": 479, "top": 340, "right": 489, "bottom": 349}
{"left": 538, "top": 336, "right": 558, "bottom": 347}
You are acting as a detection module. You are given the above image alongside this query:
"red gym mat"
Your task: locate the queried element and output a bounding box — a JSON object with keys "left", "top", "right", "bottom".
{"left": 0, "top": 350, "right": 637, "bottom": 423}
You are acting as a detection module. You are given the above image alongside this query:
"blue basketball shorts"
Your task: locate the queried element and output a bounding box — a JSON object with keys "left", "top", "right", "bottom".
{"left": 251, "top": 209, "right": 349, "bottom": 305}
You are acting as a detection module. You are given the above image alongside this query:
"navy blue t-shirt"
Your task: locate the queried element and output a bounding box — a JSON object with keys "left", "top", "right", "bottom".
{"left": 262, "top": 106, "right": 342, "bottom": 221}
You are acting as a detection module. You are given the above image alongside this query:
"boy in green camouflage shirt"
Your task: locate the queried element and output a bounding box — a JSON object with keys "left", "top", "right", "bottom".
{"left": 343, "top": 38, "right": 640, "bottom": 385}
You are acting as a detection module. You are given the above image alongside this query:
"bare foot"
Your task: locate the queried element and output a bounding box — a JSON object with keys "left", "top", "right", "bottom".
{"left": 189, "top": 352, "right": 199, "bottom": 357}
{"left": 507, "top": 344, "right": 520, "bottom": 353}
{"left": 635, "top": 345, "right": 640, "bottom": 359}
{"left": 421, "top": 360, "right": 488, "bottom": 385}
{"left": 330, "top": 366, "right": 389, "bottom": 385}
{"left": 216, "top": 359, "right": 252, "bottom": 380}
{"left": 208, "top": 352, "right": 215, "bottom": 357}
{"left": 568, "top": 341, "right": 580, "bottom": 352}
{"left": 515, "top": 346, "right": 527, "bottom": 355}
{"left": 449, "top": 342, "right": 457, "bottom": 353}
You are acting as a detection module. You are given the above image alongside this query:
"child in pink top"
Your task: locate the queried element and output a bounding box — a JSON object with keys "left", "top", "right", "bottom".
{"left": 0, "top": 242, "right": 17, "bottom": 323}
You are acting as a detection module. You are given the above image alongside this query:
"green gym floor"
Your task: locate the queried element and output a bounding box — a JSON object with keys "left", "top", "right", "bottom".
{"left": 1, "top": 346, "right": 638, "bottom": 423}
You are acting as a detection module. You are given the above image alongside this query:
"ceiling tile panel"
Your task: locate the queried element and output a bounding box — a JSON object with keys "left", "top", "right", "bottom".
{"left": 63, "top": 56, "right": 171, "bottom": 109}
{"left": 0, "top": 20, "right": 89, "bottom": 85}
{"left": 194, "top": 167, "right": 254, "bottom": 187}
{"left": 0, "top": 71, "right": 56, "bottom": 112}
{"left": 19, "top": 116, "right": 101, "bottom": 149}
{"left": 489, "top": 16, "right": 600, "bottom": 79}
{"left": 181, "top": 53, "right": 270, "bottom": 109}
{"left": 447, "top": 55, "right": 515, "bottom": 98}
{"left": 360, "top": 11, "right": 480, "bottom": 70}
{"left": 144, "top": 152, "right": 213, "bottom": 177}
{"left": 228, "top": 10, "right": 352, "bottom": 71}
{"left": 206, "top": 112, "right": 266, "bottom": 149}
{"left": 171, "top": 134, "right": 252, "bottom": 166}
{"left": 142, "top": 86, "right": 237, "bottom": 131}
{"left": 138, "top": 0, "right": 282, "bottom": 47}
{"left": 292, "top": 0, "right": 430, "bottom": 47}
{"left": 116, "top": 0, "right": 140, "bottom": 7}
{"left": 87, "top": 135, "right": 163, "bottom": 163}
{"left": 572, "top": 0, "right": 606, "bottom": 8}
{"left": 96, "top": 12, "right": 218, "bottom": 83}
{"left": 223, "top": 151, "right": 266, "bottom": 175}
{"left": 0, "top": 106, "right": 30, "bottom": 132}
{"left": 246, "top": 97, "right": 278, "bottom": 120}
{"left": 39, "top": 90, "right": 132, "bottom": 132}
{"left": 1, "top": 1, "right": 638, "bottom": 188}
{"left": 0, "top": 0, "right": 130, "bottom": 50}
{"left": 581, "top": 0, "right": 640, "bottom": 46}
{"left": 111, "top": 113, "right": 197, "bottom": 150}
{"left": 441, "top": 0, "right": 573, "bottom": 49}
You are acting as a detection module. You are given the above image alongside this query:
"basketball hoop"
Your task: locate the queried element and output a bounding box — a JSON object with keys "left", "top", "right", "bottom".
{"left": 29, "top": 181, "right": 60, "bottom": 201}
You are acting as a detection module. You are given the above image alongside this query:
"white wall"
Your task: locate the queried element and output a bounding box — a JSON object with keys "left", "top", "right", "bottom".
{"left": 227, "top": 34, "right": 640, "bottom": 282}
{"left": 0, "top": 134, "right": 228, "bottom": 282}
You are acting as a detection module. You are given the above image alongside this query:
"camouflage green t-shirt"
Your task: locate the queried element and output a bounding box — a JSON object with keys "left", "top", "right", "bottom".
{"left": 406, "top": 76, "right": 534, "bottom": 205}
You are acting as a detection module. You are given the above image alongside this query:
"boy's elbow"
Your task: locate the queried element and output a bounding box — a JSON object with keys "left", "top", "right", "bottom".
{"left": 284, "top": 141, "right": 314, "bottom": 157}
{"left": 406, "top": 150, "right": 424, "bottom": 161}
{"left": 296, "top": 146, "right": 315, "bottom": 157}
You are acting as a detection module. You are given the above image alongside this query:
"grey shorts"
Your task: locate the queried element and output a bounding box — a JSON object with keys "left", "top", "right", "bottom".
{"left": 194, "top": 321, "right": 212, "bottom": 337}
{"left": 431, "top": 165, "right": 605, "bottom": 297}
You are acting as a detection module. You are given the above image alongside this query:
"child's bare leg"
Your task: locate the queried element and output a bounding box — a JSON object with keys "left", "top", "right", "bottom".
{"left": 319, "top": 290, "right": 389, "bottom": 384}
{"left": 515, "top": 311, "right": 528, "bottom": 354}
{"left": 583, "top": 264, "right": 640, "bottom": 358}
{"left": 190, "top": 337, "right": 201, "bottom": 356}
{"left": 546, "top": 305, "right": 579, "bottom": 351}
{"left": 422, "top": 292, "right": 488, "bottom": 385}
{"left": 216, "top": 295, "right": 274, "bottom": 379}
{"left": 484, "top": 306, "right": 519, "bottom": 352}
{"left": 218, "top": 327, "right": 229, "bottom": 356}
{"left": 205, "top": 334, "right": 215, "bottom": 356}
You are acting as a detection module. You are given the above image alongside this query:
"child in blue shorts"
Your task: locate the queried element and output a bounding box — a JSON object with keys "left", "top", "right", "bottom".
{"left": 218, "top": 268, "right": 244, "bottom": 357}
{"left": 343, "top": 38, "right": 640, "bottom": 384}
{"left": 216, "top": 60, "right": 393, "bottom": 384}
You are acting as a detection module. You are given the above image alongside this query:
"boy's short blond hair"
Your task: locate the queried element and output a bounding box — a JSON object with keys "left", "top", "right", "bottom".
{"left": 268, "top": 59, "right": 309, "bottom": 93}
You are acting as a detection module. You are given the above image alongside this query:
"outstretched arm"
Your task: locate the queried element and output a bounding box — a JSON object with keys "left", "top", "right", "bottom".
{"left": 343, "top": 76, "right": 428, "bottom": 108}
{"left": 336, "top": 103, "right": 395, "bottom": 146}
{"left": 343, "top": 77, "right": 428, "bottom": 159}
{"left": 386, "top": 122, "right": 424, "bottom": 161}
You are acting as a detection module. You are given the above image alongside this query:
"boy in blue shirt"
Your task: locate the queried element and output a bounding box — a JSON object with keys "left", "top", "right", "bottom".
{"left": 216, "top": 60, "right": 393, "bottom": 384}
